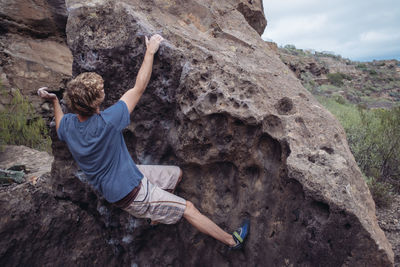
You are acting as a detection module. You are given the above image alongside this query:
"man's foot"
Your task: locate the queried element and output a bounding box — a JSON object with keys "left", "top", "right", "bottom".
{"left": 230, "top": 218, "right": 250, "bottom": 250}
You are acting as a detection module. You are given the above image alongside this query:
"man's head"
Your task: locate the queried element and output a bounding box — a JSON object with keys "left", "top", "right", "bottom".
{"left": 65, "top": 72, "right": 105, "bottom": 116}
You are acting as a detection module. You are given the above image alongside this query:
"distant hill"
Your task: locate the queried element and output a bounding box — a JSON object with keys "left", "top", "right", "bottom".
{"left": 268, "top": 42, "right": 400, "bottom": 109}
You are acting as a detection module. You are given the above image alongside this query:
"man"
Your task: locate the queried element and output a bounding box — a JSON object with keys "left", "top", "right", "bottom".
{"left": 38, "top": 34, "right": 249, "bottom": 249}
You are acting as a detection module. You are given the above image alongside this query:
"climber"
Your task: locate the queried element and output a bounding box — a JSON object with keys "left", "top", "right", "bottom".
{"left": 38, "top": 34, "right": 249, "bottom": 249}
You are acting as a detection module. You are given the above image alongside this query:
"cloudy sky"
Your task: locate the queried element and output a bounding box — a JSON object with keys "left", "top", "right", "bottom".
{"left": 261, "top": 0, "right": 400, "bottom": 61}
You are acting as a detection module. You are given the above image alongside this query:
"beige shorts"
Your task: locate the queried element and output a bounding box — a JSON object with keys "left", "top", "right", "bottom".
{"left": 123, "top": 165, "right": 187, "bottom": 224}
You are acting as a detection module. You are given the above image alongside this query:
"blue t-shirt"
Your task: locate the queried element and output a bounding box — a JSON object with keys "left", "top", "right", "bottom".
{"left": 57, "top": 100, "right": 143, "bottom": 203}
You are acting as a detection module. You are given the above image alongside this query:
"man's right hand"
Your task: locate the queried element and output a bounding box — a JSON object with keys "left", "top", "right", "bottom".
{"left": 145, "top": 34, "right": 164, "bottom": 55}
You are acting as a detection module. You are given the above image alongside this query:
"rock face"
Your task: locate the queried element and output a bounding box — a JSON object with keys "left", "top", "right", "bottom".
{"left": 50, "top": 0, "right": 394, "bottom": 266}
{"left": 0, "top": 0, "right": 72, "bottom": 115}
{"left": 0, "top": 181, "right": 122, "bottom": 267}
{"left": 0, "top": 0, "right": 394, "bottom": 266}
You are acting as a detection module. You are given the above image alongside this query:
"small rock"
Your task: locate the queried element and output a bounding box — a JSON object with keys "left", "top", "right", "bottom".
{"left": 41, "top": 102, "right": 51, "bottom": 111}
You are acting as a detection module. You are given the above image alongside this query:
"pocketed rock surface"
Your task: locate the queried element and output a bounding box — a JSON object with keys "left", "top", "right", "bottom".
{"left": 0, "top": 0, "right": 395, "bottom": 266}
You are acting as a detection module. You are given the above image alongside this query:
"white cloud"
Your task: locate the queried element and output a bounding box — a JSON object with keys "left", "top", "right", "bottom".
{"left": 267, "top": 14, "right": 328, "bottom": 39}
{"left": 262, "top": 0, "right": 400, "bottom": 61}
{"left": 359, "top": 31, "right": 398, "bottom": 43}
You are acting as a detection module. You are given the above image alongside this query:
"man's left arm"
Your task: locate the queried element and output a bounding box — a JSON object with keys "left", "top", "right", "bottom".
{"left": 52, "top": 97, "right": 64, "bottom": 131}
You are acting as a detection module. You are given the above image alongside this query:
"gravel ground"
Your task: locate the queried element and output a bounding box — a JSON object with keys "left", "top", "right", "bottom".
{"left": 377, "top": 194, "right": 400, "bottom": 266}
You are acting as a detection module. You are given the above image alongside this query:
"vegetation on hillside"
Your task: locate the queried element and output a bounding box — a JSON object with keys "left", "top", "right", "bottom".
{"left": 279, "top": 44, "right": 400, "bottom": 109}
{"left": 0, "top": 83, "right": 51, "bottom": 153}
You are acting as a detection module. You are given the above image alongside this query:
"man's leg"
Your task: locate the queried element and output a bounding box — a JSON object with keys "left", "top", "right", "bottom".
{"left": 173, "top": 169, "right": 235, "bottom": 246}
{"left": 136, "top": 165, "right": 182, "bottom": 225}
{"left": 137, "top": 165, "right": 181, "bottom": 191}
{"left": 135, "top": 165, "right": 236, "bottom": 246}
{"left": 184, "top": 201, "right": 236, "bottom": 247}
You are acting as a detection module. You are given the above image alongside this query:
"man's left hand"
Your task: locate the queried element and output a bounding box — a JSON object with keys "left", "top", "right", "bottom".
{"left": 37, "top": 87, "right": 57, "bottom": 100}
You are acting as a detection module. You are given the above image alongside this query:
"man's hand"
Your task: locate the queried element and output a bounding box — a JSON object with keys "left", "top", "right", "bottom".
{"left": 120, "top": 34, "right": 164, "bottom": 113}
{"left": 37, "top": 87, "right": 57, "bottom": 100}
{"left": 37, "top": 87, "right": 63, "bottom": 131}
{"left": 145, "top": 34, "right": 164, "bottom": 55}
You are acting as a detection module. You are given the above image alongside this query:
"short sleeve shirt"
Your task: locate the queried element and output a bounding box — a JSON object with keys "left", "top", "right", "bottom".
{"left": 57, "top": 100, "right": 143, "bottom": 203}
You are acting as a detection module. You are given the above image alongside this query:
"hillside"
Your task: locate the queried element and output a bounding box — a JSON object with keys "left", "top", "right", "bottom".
{"left": 269, "top": 43, "right": 400, "bottom": 109}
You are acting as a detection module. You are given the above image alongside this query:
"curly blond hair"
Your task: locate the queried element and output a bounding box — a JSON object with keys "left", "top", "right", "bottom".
{"left": 65, "top": 72, "right": 105, "bottom": 116}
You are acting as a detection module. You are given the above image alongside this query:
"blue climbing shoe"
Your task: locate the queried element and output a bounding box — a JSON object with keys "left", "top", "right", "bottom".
{"left": 231, "top": 218, "right": 250, "bottom": 250}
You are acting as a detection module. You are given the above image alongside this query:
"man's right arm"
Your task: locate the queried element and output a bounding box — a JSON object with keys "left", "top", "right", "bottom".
{"left": 120, "top": 34, "right": 164, "bottom": 113}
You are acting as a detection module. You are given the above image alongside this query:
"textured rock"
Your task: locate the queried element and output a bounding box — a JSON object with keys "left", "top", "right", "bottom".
{"left": 0, "top": 180, "right": 120, "bottom": 267}
{"left": 50, "top": 0, "right": 394, "bottom": 266}
{"left": 0, "top": 0, "right": 72, "bottom": 114}
{"left": 279, "top": 52, "right": 329, "bottom": 79}
{"left": 0, "top": 0, "right": 67, "bottom": 38}
{"left": 236, "top": 0, "right": 267, "bottom": 35}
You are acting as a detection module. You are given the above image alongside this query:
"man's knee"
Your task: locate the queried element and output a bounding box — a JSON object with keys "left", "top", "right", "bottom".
{"left": 177, "top": 167, "right": 183, "bottom": 184}
{"left": 184, "top": 200, "right": 197, "bottom": 217}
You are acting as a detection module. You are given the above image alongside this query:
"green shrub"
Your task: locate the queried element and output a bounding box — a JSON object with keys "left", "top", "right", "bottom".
{"left": 368, "top": 69, "right": 378, "bottom": 75}
{"left": 364, "top": 85, "right": 379, "bottom": 93}
{"left": 366, "top": 177, "right": 394, "bottom": 208}
{"left": 0, "top": 87, "right": 51, "bottom": 152}
{"left": 284, "top": 44, "right": 296, "bottom": 50}
{"left": 318, "top": 84, "right": 342, "bottom": 94}
{"left": 326, "top": 72, "right": 352, "bottom": 86}
{"left": 334, "top": 95, "right": 346, "bottom": 105}
{"left": 356, "top": 63, "right": 367, "bottom": 70}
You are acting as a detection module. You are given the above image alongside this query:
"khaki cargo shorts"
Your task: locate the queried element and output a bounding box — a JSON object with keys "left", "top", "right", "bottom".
{"left": 123, "top": 165, "right": 187, "bottom": 224}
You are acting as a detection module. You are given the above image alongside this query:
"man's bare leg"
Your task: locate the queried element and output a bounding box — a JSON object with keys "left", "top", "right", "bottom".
{"left": 163, "top": 168, "right": 235, "bottom": 246}
{"left": 172, "top": 169, "right": 235, "bottom": 246}
{"left": 184, "top": 201, "right": 236, "bottom": 247}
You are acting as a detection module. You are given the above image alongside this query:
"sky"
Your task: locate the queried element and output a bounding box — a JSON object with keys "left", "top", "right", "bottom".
{"left": 261, "top": 0, "right": 400, "bottom": 61}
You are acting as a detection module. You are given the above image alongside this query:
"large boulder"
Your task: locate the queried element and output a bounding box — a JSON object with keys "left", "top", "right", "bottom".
{"left": 49, "top": 0, "right": 394, "bottom": 266}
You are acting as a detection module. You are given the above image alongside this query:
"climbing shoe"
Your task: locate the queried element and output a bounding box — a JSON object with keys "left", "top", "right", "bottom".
{"left": 231, "top": 218, "right": 250, "bottom": 250}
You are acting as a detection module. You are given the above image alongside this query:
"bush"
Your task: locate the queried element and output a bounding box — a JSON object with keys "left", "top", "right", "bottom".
{"left": 0, "top": 87, "right": 51, "bottom": 152}
{"left": 284, "top": 44, "right": 296, "bottom": 50}
{"left": 356, "top": 63, "right": 367, "bottom": 70}
{"left": 368, "top": 69, "right": 378, "bottom": 75}
{"left": 317, "top": 84, "right": 342, "bottom": 95}
{"left": 366, "top": 177, "right": 394, "bottom": 208}
{"left": 356, "top": 107, "right": 400, "bottom": 186}
{"left": 334, "top": 95, "right": 346, "bottom": 105}
{"left": 326, "top": 73, "right": 352, "bottom": 86}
